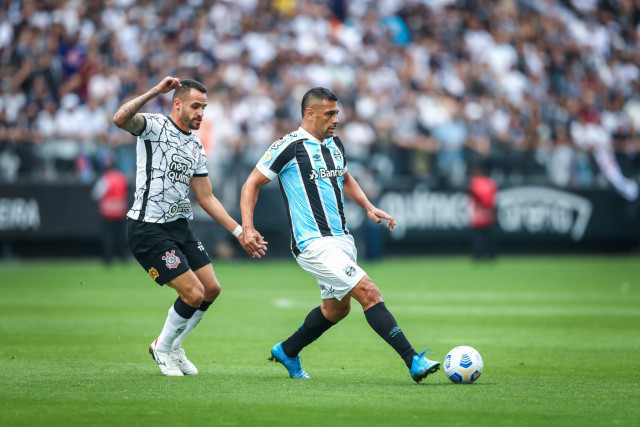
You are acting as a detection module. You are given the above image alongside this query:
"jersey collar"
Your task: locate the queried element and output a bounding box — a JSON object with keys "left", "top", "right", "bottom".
{"left": 298, "top": 127, "right": 328, "bottom": 145}
{"left": 167, "top": 116, "right": 192, "bottom": 135}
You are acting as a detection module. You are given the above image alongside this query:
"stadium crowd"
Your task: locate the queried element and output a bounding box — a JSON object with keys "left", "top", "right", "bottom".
{"left": 1, "top": 0, "right": 639, "bottom": 197}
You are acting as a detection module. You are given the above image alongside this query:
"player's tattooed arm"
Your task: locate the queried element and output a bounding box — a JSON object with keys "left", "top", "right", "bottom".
{"left": 112, "top": 91, "right": 157, "bottom": 133}
{"left": 113, "top": 76, "right": 182, "bottom": 133}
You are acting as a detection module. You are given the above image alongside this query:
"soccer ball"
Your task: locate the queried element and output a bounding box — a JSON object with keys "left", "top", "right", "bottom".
{"left": 444, "top": 346, "right": 483, "bottom": 384}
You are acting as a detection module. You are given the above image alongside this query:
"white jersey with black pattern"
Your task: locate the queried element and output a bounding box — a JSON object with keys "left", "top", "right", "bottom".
{"left": 127, "top": 113, "right": 208, "bottom": 223}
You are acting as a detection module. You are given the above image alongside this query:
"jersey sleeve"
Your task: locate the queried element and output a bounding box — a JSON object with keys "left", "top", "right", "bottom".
{"left": 134, "top": 113, "right": 157, "bottom": 138}
{"left": 256, "top": 137, "right": 299, "bottom": 180}
{"left": 194, "top": 139, "right": 208, "bottom": 177}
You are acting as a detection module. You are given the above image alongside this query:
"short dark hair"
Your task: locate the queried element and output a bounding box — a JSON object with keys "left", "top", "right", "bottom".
{"left": 173, "top": 79, "right": 207, "bottom": 101}
{"left": 301, "top": 87, "right": 338, "bottom": 118}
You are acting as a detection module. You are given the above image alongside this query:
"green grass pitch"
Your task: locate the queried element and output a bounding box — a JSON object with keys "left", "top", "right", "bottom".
{"left": 1, "top": 256, "right": 639, "bottom": 426}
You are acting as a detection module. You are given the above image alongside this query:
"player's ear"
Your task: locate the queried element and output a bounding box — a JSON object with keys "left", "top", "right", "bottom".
{"left": 304, "top": 107, "right": 314, "bottom": 120}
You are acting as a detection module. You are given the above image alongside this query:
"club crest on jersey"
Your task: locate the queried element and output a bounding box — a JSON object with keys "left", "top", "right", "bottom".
{"left": 345, "top": 266, "right": 356, "bottom": 277}
{"left": 333, "top": 149, "right": 342, "bottom": 161}
{"left": 162, "top": 250, "right": 181, "bottom": 269}
{"left": 148, "top": 267, "right": 160, "bottom": 280}
{"left": 180, "top": 142, "right": 198, "bottom": 159}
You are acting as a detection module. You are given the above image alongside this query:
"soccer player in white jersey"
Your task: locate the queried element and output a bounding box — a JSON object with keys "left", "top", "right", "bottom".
{"left": 240, "top": 87, "right": 440, "bottom": 382}
{"left": 113, "top": 77, "right": 267, "bottom": 376}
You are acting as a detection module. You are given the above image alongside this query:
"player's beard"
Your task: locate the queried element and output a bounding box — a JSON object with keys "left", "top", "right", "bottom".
{"left": 323, "top": 126, "right": 335, "bottom": 139}
{"left": 182, "top": 112, "right": 201, "bottom": 130}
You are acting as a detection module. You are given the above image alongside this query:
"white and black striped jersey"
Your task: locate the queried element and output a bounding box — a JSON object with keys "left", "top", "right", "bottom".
{"left": 127, "top": 113, "right": 208, "bottom": 223}
{"left": 256, "top": 127, "right": 349, "bottom": 256}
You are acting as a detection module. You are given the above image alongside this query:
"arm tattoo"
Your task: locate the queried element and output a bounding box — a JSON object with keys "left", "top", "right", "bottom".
{"left": 120, "top": 114, "right": 145, "bottom": 133}
{"left": 113, "top": 90, "right": 159, "bottom": 133}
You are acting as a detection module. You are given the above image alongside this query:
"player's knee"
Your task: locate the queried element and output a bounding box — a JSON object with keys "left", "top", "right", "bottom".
{"left": 321, "top": 302, "right": 350, "bottom": 323}
{"left": 205, "top": 282, "right": 221, "bottom": 301}
{"left": 182, "top": 286, "right": 205, "bottom": 308}
{"left": 334, "top": 304, "right": 350, "bottom": 321}
{"left": 359, "top": 280, "right": 383, "bottom": 309}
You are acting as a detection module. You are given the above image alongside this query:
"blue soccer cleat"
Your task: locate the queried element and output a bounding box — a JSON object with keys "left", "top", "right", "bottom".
{"left": 269, "top": 342, "right": 310, "bottom": 379}
{"left": 409, "top": 348, "right": 441, "bottom": 383}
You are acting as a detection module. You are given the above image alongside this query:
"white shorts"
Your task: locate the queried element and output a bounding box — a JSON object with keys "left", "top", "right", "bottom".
{"left": 296, "top": 235, "right": 367, "bottom": 301}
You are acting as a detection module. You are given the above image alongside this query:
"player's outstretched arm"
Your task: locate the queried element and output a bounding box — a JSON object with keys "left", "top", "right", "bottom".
{"left": 342, "top": 172, "right": 396, "bottom": 230}
{"left": 240, "top": 168, "right": 271, "bottom": 257}
{"left": 190, "top": 176, "right": 267, "bottom": 258}
{"left": 112, "top": 76, "right": 181, "bottom": 134}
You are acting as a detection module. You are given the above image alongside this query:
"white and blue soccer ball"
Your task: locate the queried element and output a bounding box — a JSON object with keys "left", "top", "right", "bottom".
{"left": 444, "top": 346, "right": 483, "bottom": 384}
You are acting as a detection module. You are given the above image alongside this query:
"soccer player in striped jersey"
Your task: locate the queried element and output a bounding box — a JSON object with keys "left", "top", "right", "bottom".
{"left": 113, "top": 77, "right": 266, "bottom": 376}
{"left": 240, "top": 87, "right": 440, "bottom": 382}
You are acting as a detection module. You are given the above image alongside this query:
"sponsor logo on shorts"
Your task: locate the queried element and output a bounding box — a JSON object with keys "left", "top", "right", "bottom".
{"left": 162, "top": 250, "right": 181, "bottom": 269}
{"left": 345, "top": 266, "right": 356, "bottom": 277}
{"left": 149, "top": 267, "right": 160, "bottom": 280}
{"left": 319, "top": 284, "right": 335, "bottom": 294}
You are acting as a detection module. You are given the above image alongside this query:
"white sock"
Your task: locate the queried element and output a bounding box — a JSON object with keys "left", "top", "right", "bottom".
{"left": 156, "top": 305, "right": 191, "bottom": 352}
{"left": 172, "top": 309, "right": 205, "bottom": 351}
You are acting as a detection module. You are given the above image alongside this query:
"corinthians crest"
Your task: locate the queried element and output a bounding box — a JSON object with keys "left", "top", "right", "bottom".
{"left": 162, "top": 250, "right": 181, "bottom": 269}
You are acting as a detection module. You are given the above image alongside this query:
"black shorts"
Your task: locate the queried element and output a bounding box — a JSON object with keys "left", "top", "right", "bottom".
{"left": 126, "top": 218, "right": 210, "bottom": 285}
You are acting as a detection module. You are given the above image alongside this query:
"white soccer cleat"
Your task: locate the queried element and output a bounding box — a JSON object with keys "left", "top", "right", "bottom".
{"left": 149, "top": 339, "right": 183, "bottom": 376}
{"left": 173, "top": 347, "right": 198, "bottom": 375}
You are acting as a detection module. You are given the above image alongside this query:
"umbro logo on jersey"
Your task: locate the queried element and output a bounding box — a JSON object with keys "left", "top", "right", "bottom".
{"left": 313, "top": 154, "right": 322, "bottom": 161}
{"left": 309, "top": 167, "right": 344, "bottom": 180}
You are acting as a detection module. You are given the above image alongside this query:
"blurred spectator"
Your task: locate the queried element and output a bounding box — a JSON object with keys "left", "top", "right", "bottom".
{"left": 468, "top": 165, "right": 498, "bottom": 261}
{"left": 0, "top": 0, "right": 637, "bottom": 199}
{"left": 91, "top": 161, "right": 129, "bottom": 266}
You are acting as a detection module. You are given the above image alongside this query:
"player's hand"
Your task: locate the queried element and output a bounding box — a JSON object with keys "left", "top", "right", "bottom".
{"left": 367, "top": 207, "right": 396, "bottom": 230}
{"left": 239, "top": 226, "right": 268, "bottom": 258}
{"left": 154, "top": 76, "right": 181, "bottom": 94}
